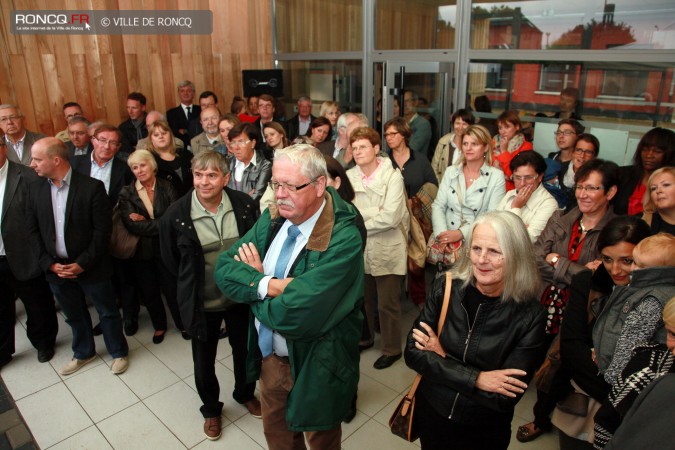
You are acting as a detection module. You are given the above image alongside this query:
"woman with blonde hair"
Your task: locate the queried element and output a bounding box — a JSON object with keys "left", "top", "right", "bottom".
{"left": 118, "top": 149, "right": 186, "bottom": 342}
{"left": 432, "top": 124, "right": 506, "bottom": 259}
{"left": 642, "top": 166, "right": 675, "bottom": 234}
{"left": 146, "top": 120, "right": 193, "bottom": 195}
{"left": 320, "top": 101, "right": 340, "bottom": 140}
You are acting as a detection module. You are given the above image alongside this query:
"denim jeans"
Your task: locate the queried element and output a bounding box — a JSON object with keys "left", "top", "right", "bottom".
{"left": 50, "top": 278, "right": 128, "bottom": 359}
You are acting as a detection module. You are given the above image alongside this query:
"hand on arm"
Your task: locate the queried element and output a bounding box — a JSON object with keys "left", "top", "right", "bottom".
{"left": 412, "top": 322, "right": 446, "bottom": 358}
{"left": 234, "top": 242, "right": 294, "bottom": 298}
{"left": 475, "top": 369, "right": 528, "bottom": 398}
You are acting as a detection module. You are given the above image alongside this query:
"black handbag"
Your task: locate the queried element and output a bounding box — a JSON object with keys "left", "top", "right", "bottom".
{"left": 389, "top": 271, "right": 453, "bottom": 442}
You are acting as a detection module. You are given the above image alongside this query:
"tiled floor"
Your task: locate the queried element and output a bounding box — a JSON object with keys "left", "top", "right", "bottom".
{"left": 2, "top": 299, "right": 560, "bottom": 449}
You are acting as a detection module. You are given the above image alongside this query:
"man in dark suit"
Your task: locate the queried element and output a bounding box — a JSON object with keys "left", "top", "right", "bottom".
{"left": 28, "top": 137, "right": 129, "bottom": 376}
{"left": 73, "top": 124, "right": 133, "bottom": 205}
{"left": 0, "top": 104, "right": 47, "bottom": 166}
{"left": 72, "top": 124, "right": 135, "bottom": 335}
{"left": 166, "top": 81, "right": 201, "bottom": 149}
{"left": 285, "top": 96, "right": 315, "bottom": 141}
{"left": 118, "top": 92, "right": 148, "bottom": 158}
{"left": 0, "top": 138, "right": 58, "bottom": 367}
{"left": 65, "top": 116, "right": 94, "bottom": 158}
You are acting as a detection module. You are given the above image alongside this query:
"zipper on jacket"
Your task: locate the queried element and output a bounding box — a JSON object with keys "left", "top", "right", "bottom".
{"left": 449, "top": 301, "right": 481, "bottom": 419}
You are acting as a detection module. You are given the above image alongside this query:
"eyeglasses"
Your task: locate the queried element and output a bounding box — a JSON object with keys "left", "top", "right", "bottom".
{"left": 469, "top": 245, "right": 504, "bottom": 262}
{"left": 554, "top": 130, "right": 576, "bottom": 137}
{"left": 600, "top": 255, "right": 634, "bottom": 266}
{"left": 229, "top": 139, "right": 251, "bottom": 148}
{"left": 94, "top": 137, "right": 121, "bottom": 147}
{"left": 0, "top": 115, "right": 21, "bottom": 124}
{"left": 512, "top": 174, "right": 538, "bottom": 182}
{"left": 574, "top": 148, "right": 595, "bottom": 157}
{"left": 269, "top": 179, "right": 317, "bottom": 193}
{"left": 383, "top": 132, "right": 400, "bottom": 138}
{"left": 574, "top": 184, "right": 604, "bottom": 192}
{"left": 352, "top": 144, "right": 374, "bottom": 152}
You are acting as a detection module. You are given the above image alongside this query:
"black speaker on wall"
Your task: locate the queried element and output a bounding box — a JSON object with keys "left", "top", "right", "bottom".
{"left": 242, "top": 70, "right": 284, "bottom": 98}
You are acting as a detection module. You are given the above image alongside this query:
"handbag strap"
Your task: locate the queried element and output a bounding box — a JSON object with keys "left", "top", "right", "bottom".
{"left": 405, "top": 272, "right": 453, "bottom": 399}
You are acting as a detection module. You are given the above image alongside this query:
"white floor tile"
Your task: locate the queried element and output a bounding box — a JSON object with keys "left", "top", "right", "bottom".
{"left": 15, "top": 383, "right": 93, "bottom": 448}
{"left": 231, "top": 413, "right": 267, "bottom": 449}
{"left": 115, "top": 346, "right": 180, "bottom": 399}
{"left": 342, "top": 418, "right": 418, "bottom": 450}
{"left": 1, "top": 349, "right": 62, "bottom": 400}
{"left": 354, "top": 373, "right": 400, "bottom": 417}
{"left": 359, "top": 352, "right": 418, "bottom": 394}
{"left": 64, "top": 362, "right": 140, "bottom": 422}
{"left": 145, "top": 332, "right": 194, "bottom": 378}
{"left": 98, "top": 402, "right": 186, "bottom": 450}
{"left": 47, "top": 425, "right": 113, "bottom": 450}
{"left": 144, "top": 380, "right": 225, "bottom": 448}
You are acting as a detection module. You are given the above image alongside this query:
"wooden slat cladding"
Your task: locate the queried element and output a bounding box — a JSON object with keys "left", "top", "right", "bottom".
{"left": 0, "top": 0, "right": 273, "bottom": 136}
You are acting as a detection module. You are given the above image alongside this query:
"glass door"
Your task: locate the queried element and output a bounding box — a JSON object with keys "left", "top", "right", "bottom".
{"left": 379, "top": 61, "right": 453, "bottom": 159}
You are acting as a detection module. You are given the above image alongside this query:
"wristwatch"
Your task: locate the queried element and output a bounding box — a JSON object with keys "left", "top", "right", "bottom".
{"left": 550, "top": 255, "right": 559, "bottom": 266}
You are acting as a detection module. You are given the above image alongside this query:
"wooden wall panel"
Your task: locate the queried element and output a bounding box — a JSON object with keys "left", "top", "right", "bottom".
{"left": 0, "top": 0, "right": 273, "bottom": 135}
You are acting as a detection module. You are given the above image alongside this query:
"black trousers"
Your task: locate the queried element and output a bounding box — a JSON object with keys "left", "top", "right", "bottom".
{"left": 121, "top": 255, "right": 184, "bottom": 331}
{"left": 414, "top": 391, "right": 512, "bottom": 450}
{"left": 0, "top": 258, "right": 58, "bottom": 361}
{"left": 192, "top": 303, "right": 255, "bottom": 418}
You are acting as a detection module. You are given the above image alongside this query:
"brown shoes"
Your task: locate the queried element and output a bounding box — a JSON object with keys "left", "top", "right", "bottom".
{"left": 516, "top": 422, "right": 545, "bottom": 443}
{"left": 204, "top": 416, "right": 222, "bottom": 440}
{"left": 244, "top": 398, "right": 262, "bottom": 418}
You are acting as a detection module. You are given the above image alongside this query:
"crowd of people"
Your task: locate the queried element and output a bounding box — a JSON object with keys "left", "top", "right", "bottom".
{"left": 0, "top": 81, "right": 674, "bottom": 450}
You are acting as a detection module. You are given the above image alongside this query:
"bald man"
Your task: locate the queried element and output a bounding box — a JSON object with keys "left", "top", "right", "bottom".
{"left": 191, "top": 107, "right": 223, "bottom": 156}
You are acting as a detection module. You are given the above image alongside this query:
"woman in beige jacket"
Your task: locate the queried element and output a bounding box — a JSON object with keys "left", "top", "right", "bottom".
{"left": 347, "top": 126, "right": 410, "bottom": 370}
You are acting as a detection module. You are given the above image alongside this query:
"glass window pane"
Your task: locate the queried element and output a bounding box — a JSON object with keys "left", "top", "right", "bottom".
{"left": 276, "top": 60, "right": 363, "bottom": 119}
{"left": 376, "top": 0, "right": 457, "bottom": 50}
{"left": 467, "top": 60, "right": 675, "bottom": 129}
{"left": 275, "top": 0, "right": 362, "bottom": 52}
{"left": 471, "top": 1, "right": 675, "bottom": 50}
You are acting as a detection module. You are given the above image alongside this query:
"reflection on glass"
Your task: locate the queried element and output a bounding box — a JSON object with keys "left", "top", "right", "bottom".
{"left": 275, "top": 0, "right": 362, "bottom": 52}
{"left": 471, "top": 1, "right": 675, "bottom": 50}
{"left": 276, "top": 60, "right": 363, "bottom": 117}
{"left": 376, "top": 0, "right": 457, "bottom": 49}
{"left": 467, "top": 61, "right": 675, "bottom": 129}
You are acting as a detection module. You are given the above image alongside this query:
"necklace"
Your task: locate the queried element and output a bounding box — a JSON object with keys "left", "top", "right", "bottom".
{"left": 580, "top": 219, "right": 587, "bottom": 233}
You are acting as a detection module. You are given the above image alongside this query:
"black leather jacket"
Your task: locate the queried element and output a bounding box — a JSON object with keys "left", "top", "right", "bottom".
{"left": 405, "top": 277, "right": 546, "bottom": 425}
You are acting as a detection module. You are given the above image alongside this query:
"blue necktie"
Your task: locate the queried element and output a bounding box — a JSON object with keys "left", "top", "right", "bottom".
{"left": 258, "top": 225, "right": 301, "bottom": 358}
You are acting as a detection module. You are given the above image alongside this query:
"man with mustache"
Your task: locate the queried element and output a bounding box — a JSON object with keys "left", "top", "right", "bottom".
{"left": 216, "top": 144, "right": 364, "bottom": 450}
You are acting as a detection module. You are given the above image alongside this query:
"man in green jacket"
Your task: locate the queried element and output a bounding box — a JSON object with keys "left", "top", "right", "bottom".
{"left": 215, "top": 144, "right": 364, "bottom": 450}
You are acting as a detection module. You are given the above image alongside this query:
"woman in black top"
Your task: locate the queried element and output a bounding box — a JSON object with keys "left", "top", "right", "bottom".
{"left": 405, "top": 210, "right": 546, "bottom": 450}
{"left": 146, "top": 120, "right": 194, "bottom": 196}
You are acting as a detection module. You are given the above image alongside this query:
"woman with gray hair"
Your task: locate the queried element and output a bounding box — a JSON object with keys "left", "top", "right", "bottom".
{"left": 405, "top": 210, "right": 546, "bottom": 449}
{"left": 118, "top": 149, "right": 186, "bottom": 342}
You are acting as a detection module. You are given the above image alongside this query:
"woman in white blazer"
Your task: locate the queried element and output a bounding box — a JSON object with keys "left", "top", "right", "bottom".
{"left": 432, "top": 125, "right": 506, "bottom": 252}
